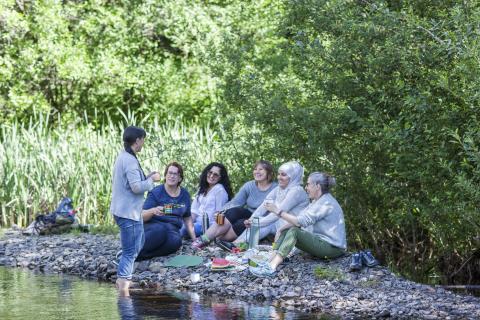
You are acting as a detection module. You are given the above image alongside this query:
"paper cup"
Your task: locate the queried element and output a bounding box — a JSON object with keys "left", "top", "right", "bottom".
{"left": 190, "top": 273, "right": 201, "bottom": 283}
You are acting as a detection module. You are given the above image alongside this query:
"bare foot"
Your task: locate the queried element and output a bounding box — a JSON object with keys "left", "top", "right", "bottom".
{"left": 116, "top": 278, "right": 130, "bottom": 297}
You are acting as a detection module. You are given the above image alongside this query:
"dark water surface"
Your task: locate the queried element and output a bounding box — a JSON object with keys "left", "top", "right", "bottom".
{"left": 0, "top": 266, "right": 331, "bottom": 319}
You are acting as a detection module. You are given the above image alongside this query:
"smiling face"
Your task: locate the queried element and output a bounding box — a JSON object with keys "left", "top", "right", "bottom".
{"left": 253, "top": 164, "right": 269, "bottom": 183}
{"left": 206, "top": 166, "right": 221, "bottom": 187}
{"left": 277, "top": 170, "right": 290, "bottom": 189}
{"left": 165, "top": 165, "right": 182, "bottom": 187}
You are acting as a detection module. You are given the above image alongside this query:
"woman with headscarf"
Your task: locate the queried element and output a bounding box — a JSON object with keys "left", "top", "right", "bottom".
{"left": 249, "top": 172, "right": 347, "bottom": 277}
{"left": 235, "top": 161, "right": 309, "bottom": 243}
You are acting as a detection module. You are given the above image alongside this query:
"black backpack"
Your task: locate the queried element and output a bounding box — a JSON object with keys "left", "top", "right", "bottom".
{"left": 34, "top": 197, "right": 77, "bottom": 235}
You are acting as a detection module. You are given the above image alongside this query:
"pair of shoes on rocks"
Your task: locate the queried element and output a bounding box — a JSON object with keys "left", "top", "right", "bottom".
{"left": 192, "top": 235, "right": 211, "bottom": 251}
{"left": 349, "top": 250, "right": 379, "bottom": 271}
{"left": 249, "top": 261, "right": 277, "bottom": 278}
{"left": 215, "top": 239, "right": 236, "bottom": 252}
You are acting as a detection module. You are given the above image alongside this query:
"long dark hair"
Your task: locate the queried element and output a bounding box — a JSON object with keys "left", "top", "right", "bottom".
{"left": 197, "top": 162, "right": 233, "bottom": 200}
{"left": 123, "top": 126, "right": 147, "bottom": 177}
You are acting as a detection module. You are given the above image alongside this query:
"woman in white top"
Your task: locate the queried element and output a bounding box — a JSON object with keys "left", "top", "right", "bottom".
{"left": 191, "top": 160, "right": 277, "bottom": 250}
{"left": 235, "top": 161, "right": 309, "bottom": 243}
{"left": 181, "top": 162, "right": 233, "bottom": 238}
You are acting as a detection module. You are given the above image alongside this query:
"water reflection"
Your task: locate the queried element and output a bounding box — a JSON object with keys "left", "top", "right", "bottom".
{"left": 117, "top": 291, "right": 327, "bottom": 320}
{"left": 0, "top": 266, "right": 327, "bottom": 320}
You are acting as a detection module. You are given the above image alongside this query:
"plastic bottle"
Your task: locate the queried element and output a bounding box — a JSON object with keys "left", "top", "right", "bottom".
{"left": 202, "top": 211, "right": 209, "bottom": 234}
{"left": 248, "top": 217, "right": 260, "bottom": 249}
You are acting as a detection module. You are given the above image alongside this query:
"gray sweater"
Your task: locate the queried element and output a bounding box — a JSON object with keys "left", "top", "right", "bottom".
{"left": 297, "top": 193, "right": 347, "bottom": 249}
{"left": 222, "top": 180, "right": 277, "bottom": 213}
{"left": 110, "top": 150, "right": 154, "bottom": 221}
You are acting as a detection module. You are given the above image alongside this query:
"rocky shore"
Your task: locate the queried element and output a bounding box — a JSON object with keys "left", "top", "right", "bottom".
{"left": 1, "top": 228, "right": 479, "bottom": 319}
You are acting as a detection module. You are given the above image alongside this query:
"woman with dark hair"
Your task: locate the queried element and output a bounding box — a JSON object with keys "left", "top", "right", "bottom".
{"left": 181, "top": 162, "right": 233, "bottom": 238}
{"left": 110, "top": 126, "right": 161, "bottom": 295}
{"left": 136, "top": 162, "right": 196, "bottom": 260}
{"left": 249, "top": 172, "right": 347, "bottom": 278}
{"left": 192, "top": 160, "right": 277, "bottom": 249}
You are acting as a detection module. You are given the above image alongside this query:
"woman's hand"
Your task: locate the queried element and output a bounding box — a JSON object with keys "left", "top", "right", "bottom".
{"left": 151, "top": 206, "right": 164, "bottom": 216}
{"left": 148, "top": 171, "right": 162, "bottom": 182}
{"left": 264, "top": 202, "right": 279, "bottom": 215}
{"left": 244, "top": 219, "right": 252, "bottom": 228}
{"left": 143, "top": 205, "right": 164, "bottom": 222}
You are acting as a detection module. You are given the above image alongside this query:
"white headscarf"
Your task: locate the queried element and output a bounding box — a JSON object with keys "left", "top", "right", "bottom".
{"left": 274, "top": 161, "right": 304, "bottom": 202}
{"left": 279, "top": 161, "right": 304, "bottom": 189}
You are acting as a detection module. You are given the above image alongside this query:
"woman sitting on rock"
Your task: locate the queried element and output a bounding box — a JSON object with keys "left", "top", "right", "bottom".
{"left": 235, "top": 161, "right": 309, "bottom": 243}
{"left": 183, "top": 162, "right": 233, "bottom": 239}
{"left": 250, "top": 172, "right": 347, "bottom": 277}
{"left": 191, "top": 160, "right": 277, "bottom": 249}
{"left": 136, "top": 162, "right": 196, "bottom": 260}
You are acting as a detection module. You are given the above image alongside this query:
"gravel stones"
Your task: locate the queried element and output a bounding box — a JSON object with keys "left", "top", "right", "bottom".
{"left": 1, "top": 229, "right": 479, "bottom": 319}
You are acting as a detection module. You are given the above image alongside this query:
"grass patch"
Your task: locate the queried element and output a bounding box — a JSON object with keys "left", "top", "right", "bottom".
{"left": 0, "top": 114, "right": 225, "bottom": 228}
{"left": 89, "top": 224, "right": 119, "bottom": 235}
{"left": 68, "top": 224, "right": 118, "bottom": 235}
{"left": 358, "top": 279, "right": 380, "bottom": 288}
{"left": 69, "top": 228, "right": 83, "bottom": 236}
{"left": 314, "top": 266, "right": 346, "bottom": 281}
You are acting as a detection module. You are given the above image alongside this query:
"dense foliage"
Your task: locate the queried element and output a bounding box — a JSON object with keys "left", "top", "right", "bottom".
{"left": 0, "top": 0, "right": 232, "bottom": 124}
{"left": 215, "top": 0, "right": 480, "bottom": 284}
{"left": 1, "top": 0, "right": 479, "bottom": 284}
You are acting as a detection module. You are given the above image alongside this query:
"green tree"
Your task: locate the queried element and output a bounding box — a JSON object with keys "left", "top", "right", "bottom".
{"left": 215, "top": 0, "right": 480, "bottom": 283}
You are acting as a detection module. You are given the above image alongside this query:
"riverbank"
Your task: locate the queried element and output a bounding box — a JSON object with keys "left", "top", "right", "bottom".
{"left": 1, "top": 228, "right": 479, "bottom": 319}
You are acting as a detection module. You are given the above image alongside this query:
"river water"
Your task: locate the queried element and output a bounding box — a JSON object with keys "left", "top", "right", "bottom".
{"left": 0, "top": 266, "right": 330, "bottom": 319}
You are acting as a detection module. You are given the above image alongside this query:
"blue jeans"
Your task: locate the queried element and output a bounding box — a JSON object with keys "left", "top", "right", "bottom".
{"left": 114, "top": 215, "right": 144, "bottom": 280}
{"left": 137, "top": 222, "right": 182, "bottom": 260}
{"left": 180, "top": 222, "right": 203, "bottom": 238}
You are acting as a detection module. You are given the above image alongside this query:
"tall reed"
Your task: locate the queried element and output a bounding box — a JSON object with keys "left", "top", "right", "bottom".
{"left": 0, "top": 114, "right": 226, "bottom": 227}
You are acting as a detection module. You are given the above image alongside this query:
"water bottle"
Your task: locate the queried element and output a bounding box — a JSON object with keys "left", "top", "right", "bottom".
{"left": 248, "top": 217, "right": 260, "bottom": 249}
{"left": 202, "top": 211, "right": 209, "bottom": 234}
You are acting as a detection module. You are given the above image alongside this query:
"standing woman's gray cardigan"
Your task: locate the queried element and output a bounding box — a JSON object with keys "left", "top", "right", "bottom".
{"left": 110, "top": 150, "right": 154, "bottom": 221}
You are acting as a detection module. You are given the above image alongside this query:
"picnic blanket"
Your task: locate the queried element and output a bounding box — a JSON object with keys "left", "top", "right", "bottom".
{"left": 164, "top": 255, "right": 203, "bottom": 267}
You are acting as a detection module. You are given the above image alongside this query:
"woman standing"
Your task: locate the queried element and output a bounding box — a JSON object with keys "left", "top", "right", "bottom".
{"left": 192, "top": 160, "right": 277, "bottom": 249}
{"left": 181, "top": 162, "right": 233, "bottom": 237}
{"left": 137, "top": 162, "right": 196, "bottom": 260}
{"left": 110, "top": 126, "right": 161, "bottom": 296}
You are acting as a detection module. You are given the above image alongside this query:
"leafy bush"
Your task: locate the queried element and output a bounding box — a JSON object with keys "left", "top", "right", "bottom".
{"left": 214, "top": 0, "right": 480, "bottom": 284}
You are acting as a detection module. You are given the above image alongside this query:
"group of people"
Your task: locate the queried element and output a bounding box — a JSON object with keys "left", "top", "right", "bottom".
{"left": 110, "top": 126, "right": 347, "bottom": 295}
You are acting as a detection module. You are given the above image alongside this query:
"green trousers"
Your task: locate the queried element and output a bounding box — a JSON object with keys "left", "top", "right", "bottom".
{"left": 275, "top": 227, "right": 345, "bottom": 259}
